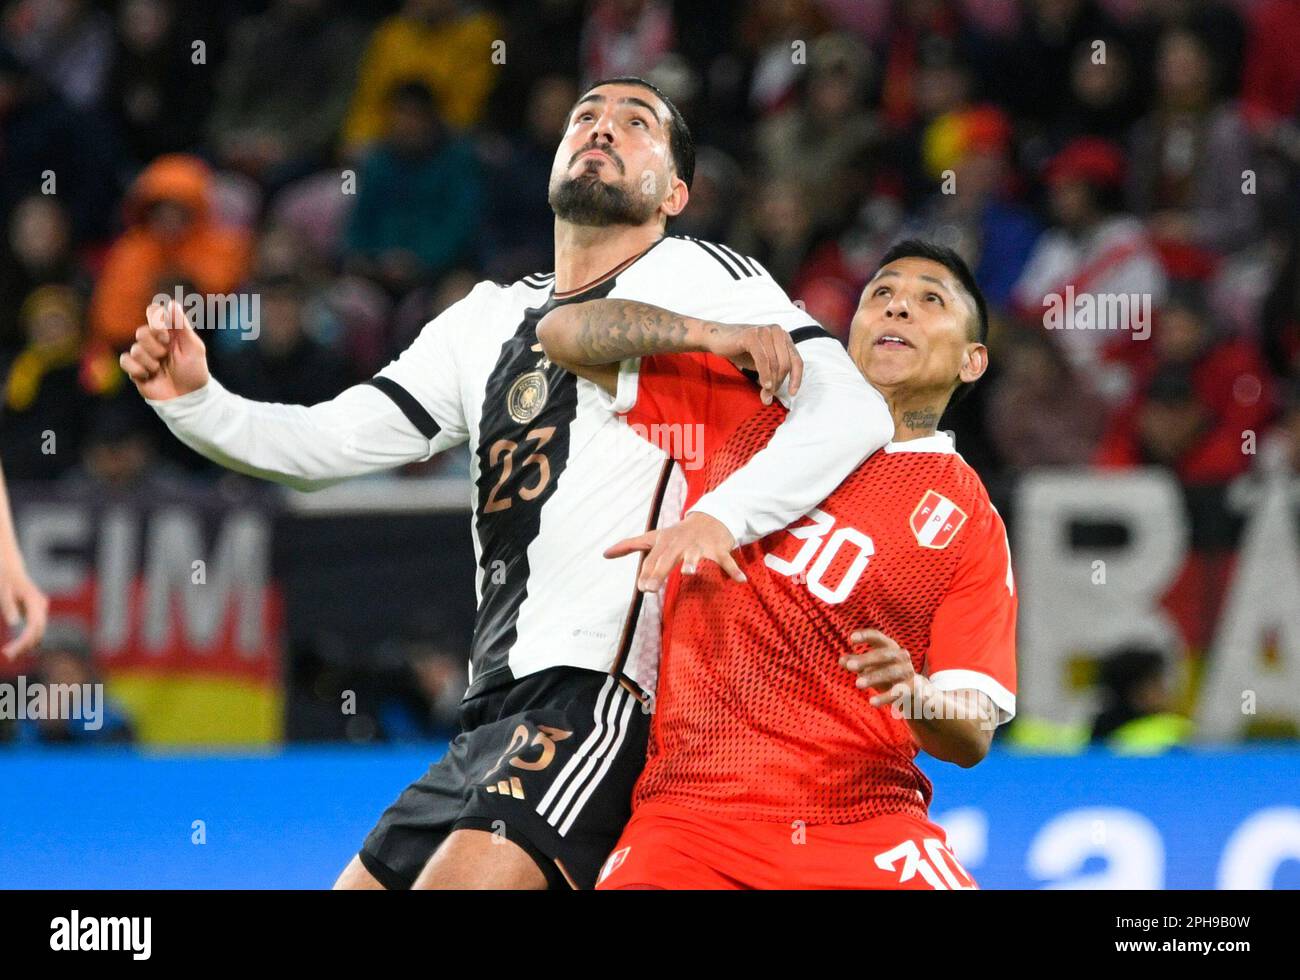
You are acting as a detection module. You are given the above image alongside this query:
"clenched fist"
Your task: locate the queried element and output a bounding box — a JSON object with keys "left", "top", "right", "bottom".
{"left": 119, "top": 300, "right": 210, "bottom": 401}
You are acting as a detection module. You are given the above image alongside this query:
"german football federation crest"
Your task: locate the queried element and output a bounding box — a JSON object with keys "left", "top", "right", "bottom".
{"left": 909, "top": 490, "right": 967, "bottom": 549}
{"left": 507, "top": 369, "right": 549, "bottom": 423}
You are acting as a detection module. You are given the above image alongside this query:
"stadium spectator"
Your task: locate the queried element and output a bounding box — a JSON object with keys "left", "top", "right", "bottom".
{"left": 1089, "top": 645, "right": 1192, "bottom": 753}
{"left": 8, "top": 625, "right": 135, "bottom": 745}
{"left": 904, "top": 104, "right": 1041, "bottom": 307}
{"left": 1238, "top": 0, "right": 1300, "bottom": 136}
{"left": 993, "top": 0, "right": 1123, "bottom": 129}
{"left": 1126, "top": 27, "right": 1258, "bottom": 255}
{"left": 730, "top": 175, "right": 819, "bottom": 288}
{"left": 664, "top": 146, "right": 743, "bottom": 245}
{"left": 388, "top": 266, "right": 477, "bottom": 363}
{"left": 0, "top": 285, "right": 104, "bottom": 481}
{"left": 88, "top": 154, "right": 252, "bottom": 351}
{"left": 220, "top": 273, "right": 349, "bottom": 407}
{"left": 1125, "top": 0, "right": 1247, "bottom": 101}
{"left": 104, "top": 0, "right": 212, "bottom": 164}
{"left": 344, "top": 80, "right": 482, "bottom": 297}
{"left": 371, "top": 608, "right": 470, "bottom": 742}
{"left": 883, "top": 42, "right": 977, "bottom": 208}
{"left": 985, "top": 325, "right": 1107, "bottom": 468}
{"left": 341, "top": 0, "right": 501, "bottom": 151}
{"left": 208, "top": 0, "right": 362, "bottom": 190}
{"left": 756, "top": 33, "right": 879, "bottom": 228}
{"left": 579, "top": 0, "right": 675, "bottom": 86}
{"left": 0, "top": 195, "right": 85, "bottom": 354}
{"left": 0, "top": 45, "right": 120, "bottom": 242}
{"left": 479, "top": 74, "right": 577, "bottom": 283}
{"left": 875, "top": 0, "right": 980, "bottom": 132}
{"left": 1096, "top": 279, "right": 1276, "bottom": 487}
{"left": 3, "top": 0, "right": 113, "bottom": 111}
{"left": 1046, "top": 33, "right": 1144, "bottom": 147}
{"left": 1237, "top": 0, "right": 1300, "bottom": 160}
{"left": 1012, "top": 137, "right": 1167, "bottom": 380}
{"left": 61, "top": 395, "right": 190, "bottom": 495}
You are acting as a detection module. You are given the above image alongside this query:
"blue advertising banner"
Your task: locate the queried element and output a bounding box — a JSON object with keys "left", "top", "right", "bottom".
{"left": 0, "top": 746, "right": 1296, "bottom": 889}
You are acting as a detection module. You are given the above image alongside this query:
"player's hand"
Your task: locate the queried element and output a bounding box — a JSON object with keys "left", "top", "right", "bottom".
{"left": 704, "top": 323, "right": 802, "bottom": 405}
{"left": 840, "top": 629, "right": 920, "bottom": 708}
{"left": 603, "top": 511, "right": 745, "bottom": 593}
{"left": 119, "top": 299, "right": 210, "bottom": 401}
{"left": 0, "top": 566, "right": 47, "bottom": 660}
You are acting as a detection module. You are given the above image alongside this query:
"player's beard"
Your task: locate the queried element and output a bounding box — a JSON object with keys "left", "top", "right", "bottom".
{"left": 549, "top": 171, "right": 658, "bottom": 227}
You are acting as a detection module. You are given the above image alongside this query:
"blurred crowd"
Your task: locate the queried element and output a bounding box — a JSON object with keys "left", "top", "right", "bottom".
{"left": 2, "top": 0, "right": 1299, "bottom": 742}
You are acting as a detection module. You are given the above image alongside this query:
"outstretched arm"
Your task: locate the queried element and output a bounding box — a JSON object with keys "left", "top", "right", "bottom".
{"left": 123, "top": 300, "right": 466, "bottom": 490}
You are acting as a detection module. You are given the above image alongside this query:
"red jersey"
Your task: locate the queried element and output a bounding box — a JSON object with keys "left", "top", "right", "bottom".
{"left": 621, "top": 352, "right": 1017, "bottom": 825}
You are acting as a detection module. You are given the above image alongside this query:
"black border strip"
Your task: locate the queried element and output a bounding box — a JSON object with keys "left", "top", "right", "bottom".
{"left": 687, "top": 238, "right": 742, "bottom": 279}
{"left": 608, "top": 457, "right": 674, "bottom": 699}
{"left": 790, "top": 324, "right": 832, "bottom": 344}
{"left": 365, "top": 377, "right": 441, "bottom": 441}
{"left": 717, "top": 242, "right": 759, "bottom": 276}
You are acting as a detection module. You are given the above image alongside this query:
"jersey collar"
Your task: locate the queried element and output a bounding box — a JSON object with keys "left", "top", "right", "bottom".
{"left": 551, "top": 236, "right": 667, "bottom": 300}
{"left": 884, "top": 432, "right": 956, "bottom": 454}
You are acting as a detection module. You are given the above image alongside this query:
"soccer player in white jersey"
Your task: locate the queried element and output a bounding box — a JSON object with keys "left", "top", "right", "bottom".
{"left": 119, "top": 77, "right": 894, "bottom": 890}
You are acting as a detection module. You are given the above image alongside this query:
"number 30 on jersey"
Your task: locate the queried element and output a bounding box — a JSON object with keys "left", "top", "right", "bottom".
{"left": 763, "top": 508, "right": 874, "bottom": 605}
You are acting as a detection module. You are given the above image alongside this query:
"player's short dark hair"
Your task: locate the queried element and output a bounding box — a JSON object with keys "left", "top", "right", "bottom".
{"left": 874, "top": 239, "right": 989, "bottom": 405}
{"left": 573, "top": 76, "right": 695, "bottom": 189}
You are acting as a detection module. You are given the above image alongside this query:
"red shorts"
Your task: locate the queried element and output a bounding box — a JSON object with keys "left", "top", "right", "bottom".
{"left": 595, "top": 800, "right": 977, "bottom": 890}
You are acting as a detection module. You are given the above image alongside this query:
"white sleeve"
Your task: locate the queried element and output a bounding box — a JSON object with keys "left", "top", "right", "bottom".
{"left": 147, "top": 379, "right": 451, "bottom": 490}
{"left": 688, "top": 334, "right": 894, "bottom": 545}
{"left": 146, "top": 286, "right": 481, "bottom": 490}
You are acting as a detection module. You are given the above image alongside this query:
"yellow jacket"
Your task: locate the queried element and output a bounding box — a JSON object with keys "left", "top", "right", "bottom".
{"left": 343, "top": 11, "right": 501, "bottom": 149}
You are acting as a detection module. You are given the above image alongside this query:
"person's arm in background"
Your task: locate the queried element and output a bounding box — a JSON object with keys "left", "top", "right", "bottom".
{"left": 0, "top": 461, "right": 48, "bottom": 659}
{"left": 121, "top": 291, "right": 475, "bottom": 490}
{"left": 537, "top": 297, "right": 893, "bottom": 590}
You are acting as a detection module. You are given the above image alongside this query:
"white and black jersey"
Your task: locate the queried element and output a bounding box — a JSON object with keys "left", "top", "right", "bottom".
{"left": 148, "top": 235, "right": 892, "bottom": 701}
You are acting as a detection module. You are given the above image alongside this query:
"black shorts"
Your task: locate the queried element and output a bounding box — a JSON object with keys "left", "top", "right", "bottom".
{"left": 358, "top": 667, "right": 650, "bottom": 890}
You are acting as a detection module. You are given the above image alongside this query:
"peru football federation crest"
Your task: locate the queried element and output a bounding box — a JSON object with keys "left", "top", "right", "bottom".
{"left": 909, "top": 490, "right": 967, "bottom": 549}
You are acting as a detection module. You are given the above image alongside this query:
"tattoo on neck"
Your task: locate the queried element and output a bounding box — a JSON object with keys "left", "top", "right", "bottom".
{"left": 901, "top": 408, "right": 940, "bottom": 432}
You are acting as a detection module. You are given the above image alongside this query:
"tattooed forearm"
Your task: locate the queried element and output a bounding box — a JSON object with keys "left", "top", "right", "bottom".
{"left": 900, "top": 408, "right": 940, "bottom": 433}
{"left": 544, "top": 299, "right": 706, "bottom": 364}
{"left": 573, "top": 299, "right": 699, "bottom": 361}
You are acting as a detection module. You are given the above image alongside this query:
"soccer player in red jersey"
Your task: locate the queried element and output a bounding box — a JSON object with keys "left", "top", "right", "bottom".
{"left": 538, "top": 239, "right": 1016, "bottom": 889}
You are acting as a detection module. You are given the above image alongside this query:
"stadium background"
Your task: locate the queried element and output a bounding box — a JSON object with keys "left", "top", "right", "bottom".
{"left": 0, "top": 0, "right": 1297, "bottom": 888}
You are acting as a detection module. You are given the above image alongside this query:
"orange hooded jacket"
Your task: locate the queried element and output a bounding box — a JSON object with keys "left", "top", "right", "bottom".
{"left": 89, "top": 155, "right": 251, "bottom": 349}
